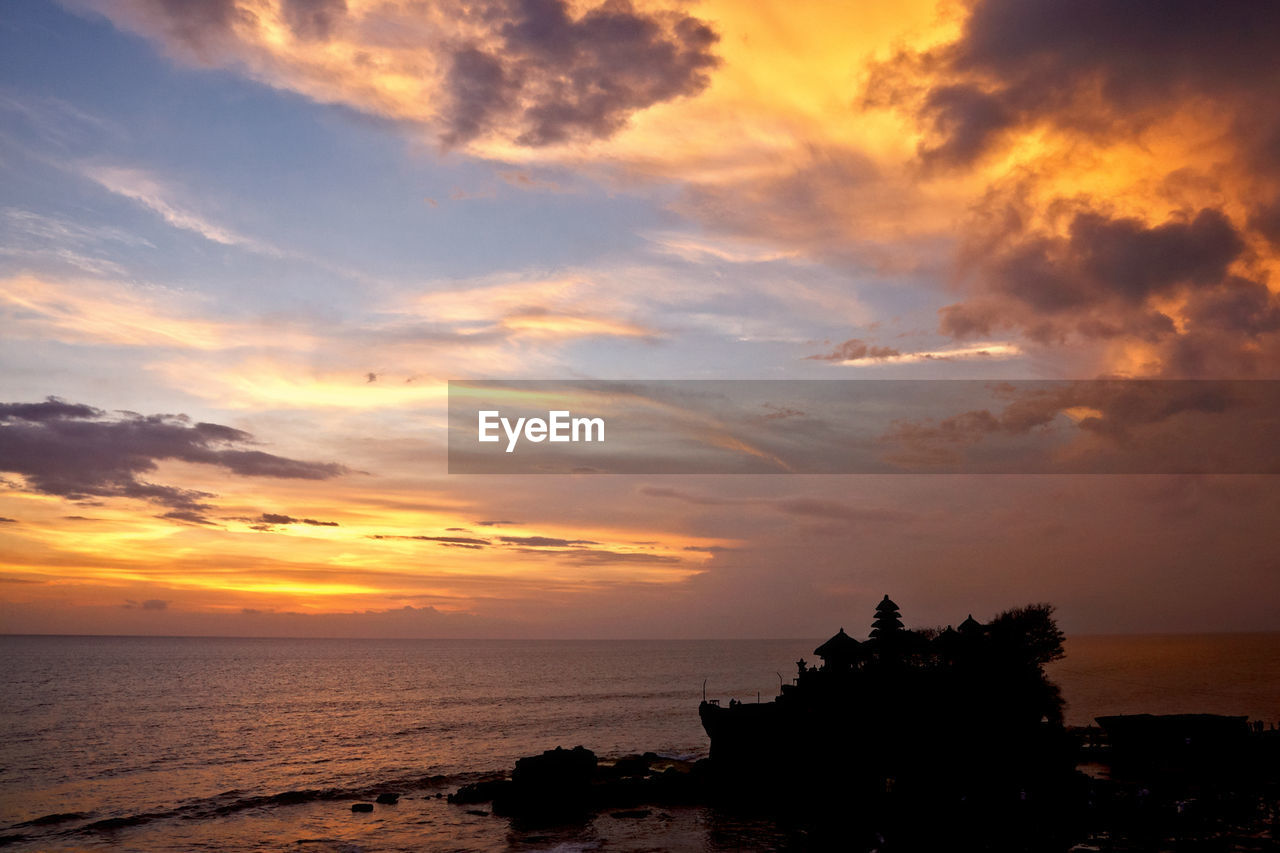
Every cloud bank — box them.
[0,398,348,522]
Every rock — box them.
[448,779,509,804]
[494,746,598,818]
[511,745,598,788]
[610,755,651,778]
[610,809,651,819]
[465,809,489,817]
[350,803,374,813]
[374,793,399,805]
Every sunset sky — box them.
[2,0,1279,638]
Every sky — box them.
[1,0,1278,638]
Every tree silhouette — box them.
[990,602,1065,666]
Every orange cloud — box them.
[0,274,316,350]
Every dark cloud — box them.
[372,531,671,560]
[918,84,1015,168]
[872,0,1280,168]
[475,520,520,526]
[497,535,598,547]
[937,300,1004,339]
[879,381,1279,471]
[0,398,348,523]
[251,513,340,527]
[160,510,218,526]
[368,534,491,546]
[1182,278,1280,337]
[511,547,681,564]
[863,0,1280,374]
[0,399,101,421]
[805,338,901,362]
[443,47,519,146]
[0,517,16,523]
[1248,197,1280,246]
[1069,210,1242,303]
[441,0,719,147]
[940,206,1280,372]
[123,598,170,610]
[977,208,1242,320]
[99,0,716,149]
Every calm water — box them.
[1,634,1277,851]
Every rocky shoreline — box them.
[435,730,1280,851]
[448,747,707,819]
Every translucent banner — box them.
[447,380,1280,474]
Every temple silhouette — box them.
[448,595,1279,848]
[700,595,1075,814]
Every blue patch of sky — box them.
[0,1,672,308]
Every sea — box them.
[1,634,1278,851]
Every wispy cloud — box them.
[645,231,801,264]
[0,274,315,350]
[0,208,155,276]
[813,341,1023,365]
[81,164,279,253]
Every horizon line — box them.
[4,629,1278,642]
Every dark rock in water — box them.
[374,793,399,805]
[609,754,651,778]
[449,778,510,805]
[512,745,598,787]
[447,746,709,826]
[494,746,598,818]
[350,803,374,813]
[434,793,443,798]
[465,809,490,817]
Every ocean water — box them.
[1,634,1277,851]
